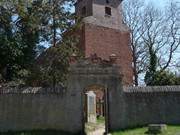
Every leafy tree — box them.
[16,2,39,66]
[28,35,79,88]
[0,3,22,81]
[144,46,158,86]
[175,76,180,85]
[0,0,80,86]
[148,70,180,86]
[25,0,80,87]
[33,0,76,47]
[0,0,40,82]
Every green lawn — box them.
[97,116,105,124]
[112,126,180,135]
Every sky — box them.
[145,0,167,9]
[150,0,166,7]
[148,0,180,7]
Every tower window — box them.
[82,6,86,16]
[105,7,111,16]
[106,0,109,4]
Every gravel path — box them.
[86,123,105,135]
[87,128,105,135]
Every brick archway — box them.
[67,56,123,134]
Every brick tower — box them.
[75,0,133,86]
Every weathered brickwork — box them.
[78,23,133,85]
[75,0,133,86]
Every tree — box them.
[123,0,180,85]
[29,35,79,88]
[0,0,40,82]
[144,46,158,86]
[159,1,180,70]
[0,0,78,85]
[148,70,180,86]
[142,2,180,85]
[122,0,147,86]
[140,5,163,86]
[24,0,80,87]
[33,0,76,47]
[0,2,23,81]
[15,0,40,67]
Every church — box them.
[75,0,133,86]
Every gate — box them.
[67,56,123,134]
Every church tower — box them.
[75,0,133,86]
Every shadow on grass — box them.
[0,130,84,135]
[144,131,161,135]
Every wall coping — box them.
[1,86,180,94]
[124,86,180,93]
[0,86,65,94]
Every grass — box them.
[112,125,180,135]
[97,116,105,124]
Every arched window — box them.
[82,6,86,16]
[105,7,111,16]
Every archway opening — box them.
[83,85,108,135]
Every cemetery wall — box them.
[1,84,180,133]
[0,87,83,134]
[109,86,180,131]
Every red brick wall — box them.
[78,23,133,86]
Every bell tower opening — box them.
[81,6,87,16]
[75,0,93,18]
[105,7,112,16]
[106,0,110,4]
